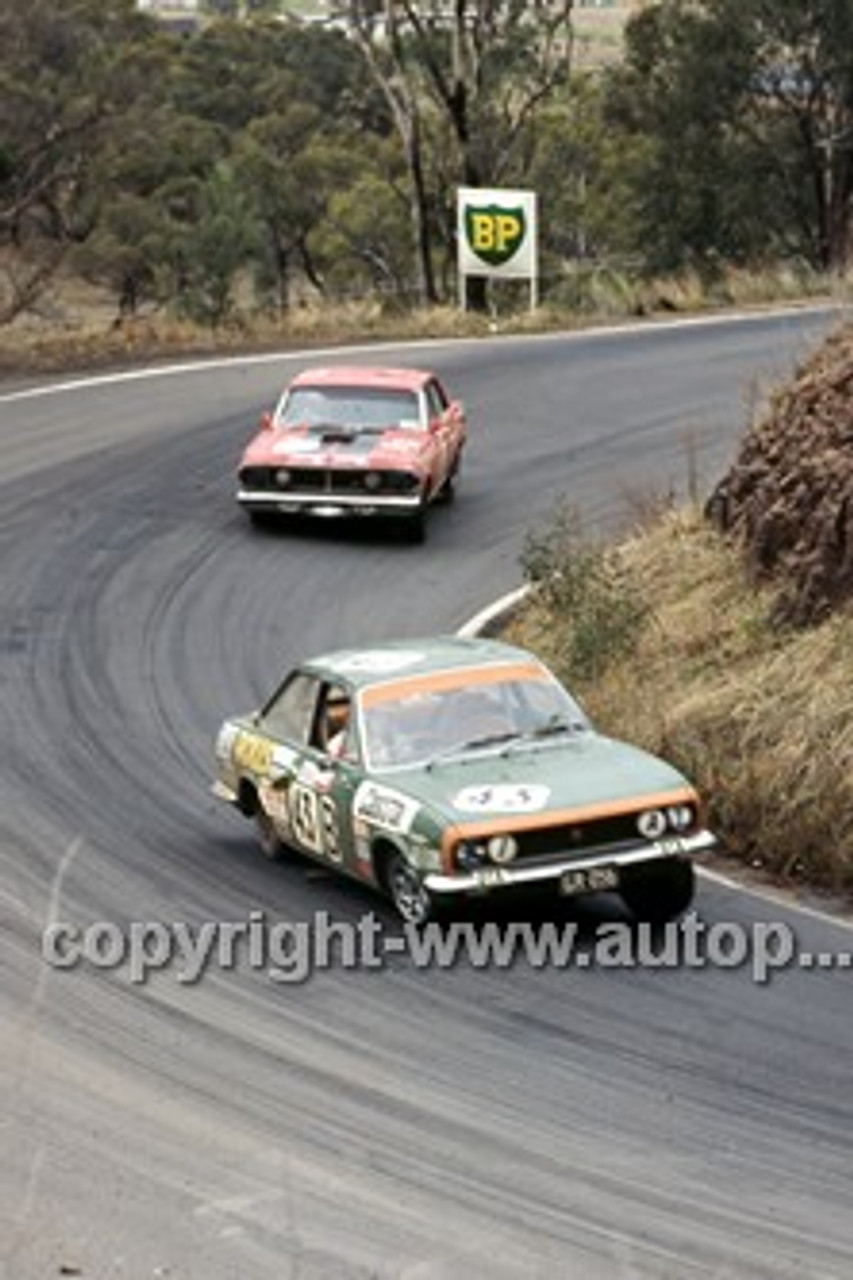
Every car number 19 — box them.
[289,783,342,862]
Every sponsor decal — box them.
[354,781,420,834]
[452,783,550,814]
[233,731,274,776]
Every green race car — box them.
[213,636,716,924]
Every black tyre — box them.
[255,808,286,861]
[385,852,435,925]
[619,857,695,924]
[438,465,459,504]
[397,509,426,544]
[248,509,277,530]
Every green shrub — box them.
[520,502,649,682]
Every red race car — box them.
[236,365,467,542]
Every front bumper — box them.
[424,830,716,896]
[237,489,423,519]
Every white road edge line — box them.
[0,302,840,405]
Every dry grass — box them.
[0,292,506,378]
[506,506,853,901]
[1,260,845,380]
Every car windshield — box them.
[360,670,589,770]
[277,386,422,431]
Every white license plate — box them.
[310,504,346,518]
[559,865,620,896]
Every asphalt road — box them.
[2,309,852,1280]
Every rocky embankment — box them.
[707,323,853,626]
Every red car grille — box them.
[239,466,419,495]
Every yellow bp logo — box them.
[465,204,526,267]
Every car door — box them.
[424,379,455,490]
[256,674,359,874]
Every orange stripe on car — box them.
[361,662,548,707]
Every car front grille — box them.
[511,808,696,862]
[239,466,419,496]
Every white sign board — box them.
[457,187,538,309]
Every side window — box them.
[426,381,448,420]
[261,672,320,743]
[312,684,358,762]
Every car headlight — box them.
[667,804,695,831]
[275,468,291,488]
[487,834,518,865]
[455,840,486,870]
[363,471,383,492]
[637,809,666,838]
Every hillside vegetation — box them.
[3,2,853,334]
[507,324,853,903]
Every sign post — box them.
[457,187,539,313]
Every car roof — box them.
[302,636,548,693]
[287,365,436,393]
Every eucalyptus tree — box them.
[330,1,576,306]
[606,0,853,274]
[0,0,155,321]
[217,19,390,310]
[77,109,226,318]
[309,135,415,300]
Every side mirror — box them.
[259,410,274,432]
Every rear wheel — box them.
[255,807,285,861]
[438,462,459,504]
[619,857,695,924]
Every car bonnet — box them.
[372,732,696,829]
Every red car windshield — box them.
[277,386,422,431]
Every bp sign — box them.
[464,203,527,268]
[457,186,538,307]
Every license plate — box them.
[310,504,346,518]
[656,836,686,856]
[476,866,510,888]
[559,865,619,896]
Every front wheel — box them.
[396,508,426,544]
[247,508,278,530]
[385,852,435,925]
[619,857,695,924]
